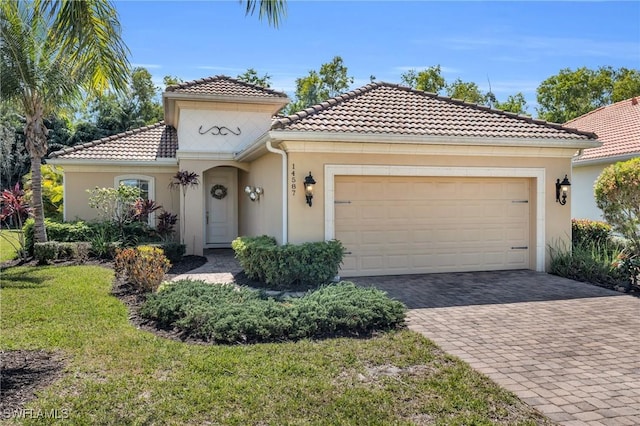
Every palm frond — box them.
[242,0,287,28]
[46,0,130,95]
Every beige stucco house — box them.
[565,97,640,221]
[49,76,599,277]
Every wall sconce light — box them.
[244,185,263,202]
[304,172,316,207]
[555,175,571,205]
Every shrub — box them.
[232,236,345,290]
[159,242,185,264]
[572,219,612,247]
[34,242,59,264]
[294,283,406,338]
[231,235,276,279]
[1,183,31,260]
[140,280,406,344]
[114,245,171,292]
[549,240,627,289]
[33,241,91,264]
[24,218,92,255]
[594,157,640,252]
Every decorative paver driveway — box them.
[350,271,640,425]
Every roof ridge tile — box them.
[165,74,288,98]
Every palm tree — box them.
[0,0,130,243]
[1,0,285,245]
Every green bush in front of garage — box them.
[232,236,345,290]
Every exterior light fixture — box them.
[244,185,263,202]
[304,172,316,207]
[555,175,571,205]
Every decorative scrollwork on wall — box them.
[198,125,242,136]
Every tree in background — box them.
[237,68,272,87]
[536,66,640,123]
[1,0,130,243]
[0,103,29,189]
[287,56,354,113]
[131,67,164,124]
[445,79,486,104]
[400,66,528,114]
[493,93,528,115]
[163,75,183,89]
[71,67,163,145]
[400,65,446,94]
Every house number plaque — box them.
[291,163,297,196]
[198,125,241,136]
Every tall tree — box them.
[131,67,163,124]
[288,56,354,113]
[237,68,272,87]
[536,66,640,123]
[1,0,130,243]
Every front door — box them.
[206,168,238,247]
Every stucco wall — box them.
[571,163,607,221]
[177,107,274,155]
[63,167,179,223]
[282,147,574,272]
[238,153,283,243]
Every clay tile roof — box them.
[49,122,177,161]
[565,97,640,163]
[165,75,288,99]
[272,82,596,140]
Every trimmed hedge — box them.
[232,236,345,290]
[24,218,169,259]
[24,218,92,255]
[34,241,91,264]
[572,219,612,247]
[140,280,406,344]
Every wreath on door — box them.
[211,184,227,200]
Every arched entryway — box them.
[204,166,239,247]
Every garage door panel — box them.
[335,176,530,277]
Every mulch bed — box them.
[0,350,66,416]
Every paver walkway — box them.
[179,252,640,425]
[350,271,640,426]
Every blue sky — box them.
[116,1,640,117]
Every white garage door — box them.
[335,176,530,277]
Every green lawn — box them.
[0,265,551,425]
[0,229,21,262]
